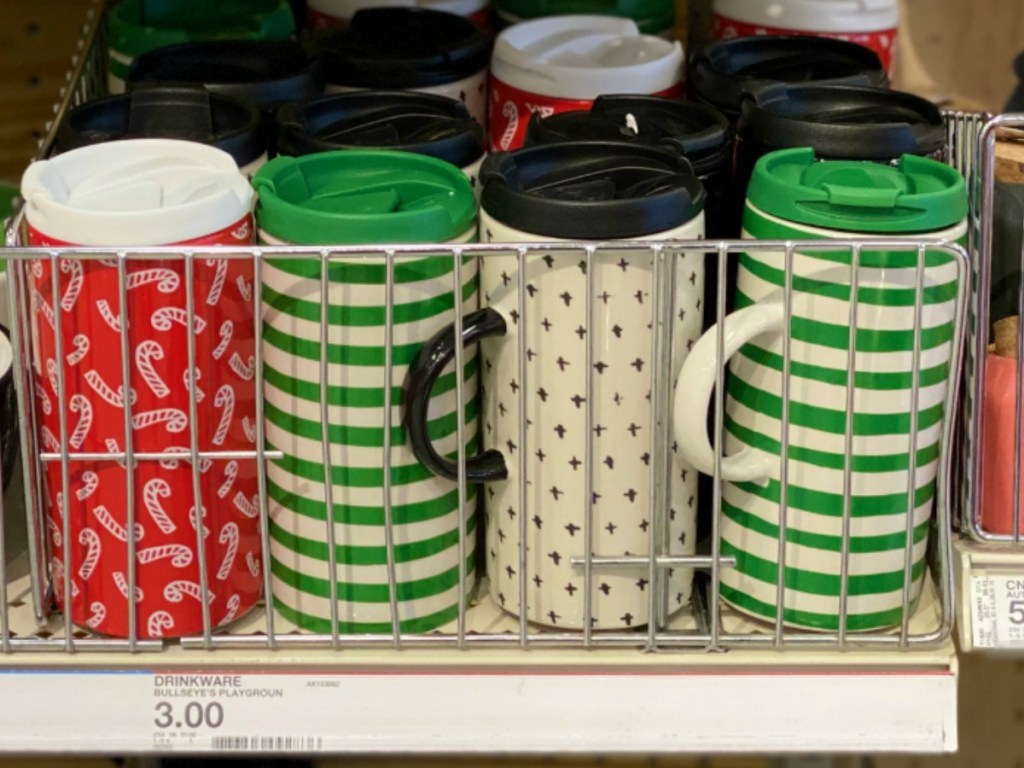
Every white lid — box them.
[309,0,488,20]
[21,139,253,247]
[712,0,898,33]
[491,15,683,99]
[0,326,10,381]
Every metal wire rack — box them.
[0,0,980,654]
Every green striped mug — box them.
[674,149,967,632]
[253,151,479,634]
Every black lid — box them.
[480,141,705,239]
[276,90,484,168]
[126,40,323,113]
[737,83,945,160]
[318,7,491,89]
[525,94,731,174]
[56,85,266,167]
[689,35,888,118]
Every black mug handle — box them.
[404,307,509,482]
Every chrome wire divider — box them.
[0,239,967,653]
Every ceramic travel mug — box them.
[712,0,899,76]
[21,139,261,639]
[688,35,888,125]
[674,147,968,632]
[275,90,486,193]
[107,0,296,95]
[253,150,479,634]
[317,8,491,128]
[492,0,675,37]
[306,0,491,31]
[488,16,684,152]
[405,142,705,629]
[56,85,269,176]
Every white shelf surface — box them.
[0,558,958,755]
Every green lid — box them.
[253,150,477,245]
[109,0,296,59]
[496,0,674,34]
[745,147,967,234]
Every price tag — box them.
[971,573,1024,648]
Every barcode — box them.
[212,735,324,751]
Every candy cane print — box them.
[132,409,188,433]
[217,523,239,580]
[45,359,59,398]
[77,528,101,581]
[151,307,207,334]
[245,551,261,578]
[144,478,176,534]
[138,544,193,568]
[85,369,135,408]
[183,368,205,404]
[217,461,238,499]
[93,505,144,543]
[59,259,83,311]
[228,353,255,381]
[236,276,253,302]
[34,382,52,415]
[158,447,189,470]
[85,601,106,629]
[205,259,228,306]
[66,334,89,366]
[148,611,174,637]
[95,300,121,332]
[231,219,251,241]
[218,594,242,627]
[190,505,210,539]
[499,101,519,150]
[75,470,99,501]
[242,417,256,444]
[212,386,234,446]
[164,580,212,604]
[233,492,258,519]
[135,340,169,398]
[30,260,43,278]
[126,268,179,293]
[47,517,62,548]
[40,426,60,452]
[51,558,80,598]
[105,438,126,469]
[212,321,233,360]
[32,292,55,330]
[113,571,144,603]
[68,395,92,450]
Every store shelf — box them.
[954,536,1024,651]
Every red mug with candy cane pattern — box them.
[488,16,684,152]
[20,139,262,639]
[712,0,898,75]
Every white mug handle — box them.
[673,301,785,483]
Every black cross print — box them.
[477,82,485,93]
[678,308,686,321]
[593,424,606,436]
[550,486,564,500]
[575,325,586,339]
[533,574,543,588]
[532,514,542,529]
[570,394,586,409]
[543,255,554,269]
[559,291,573,306]
[506,439,517,453]
[484,291,491,303]
[603,456,614,469]
[605,522,617,535]
[537,387,548,402]
[675,592,685,605]
[639,518,650,532]
[554,424,567,439]
[592,492,601,504]
[485,229,493,241]
[541,318,552,332]
[669,508,677,521]
[630,358,644,372]
[578,259,587,274]
[485,358,493,371]
[487,487,495,499]
[489,548,496,560]
[549,551,562,565]
[627,423,641,437]
[498,592,506,605]
[640,452,650,465]
[509,309,519,324]
[527,348,536,361]
[620,612,634,626]
[486,422,492,434]
[681,469,688,482]
[612,325,623,338]
[687,339,695,351]
[501,271,511,286]
[535,448,546,462]
[678,532,687,545]
[565,522,580,536]
[636,578,648,591]
[556,356,570,371]
[547,610,560,625]
[507,505,516,519]
[634,290,645,304]
[613,392,623,405]
[672,440,679,453]
[569,456,581,471]
[565,583,578,596]
[594,361,608,374]
[498,402,507,416]
[526,283,538,297]
[506,565,516,579]
[617,258,629,271]
[599,583,612,595]
[469,176,477,187]
[498,528,506,542]
[688,494,695,508]
[624,488,638,502]
[459,90,467,102]
[690,271,697,285]
[598,291,611,304]
[510,379,519,393]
